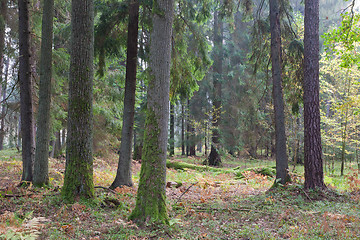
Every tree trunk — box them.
[62,0,95,201]
[169,102,175,156]
[54,131,61,157]
[129,0,174,224]
[110,0,139,189]
[208,11,222,166]
[269,0,290,185]
[0,0,6,144]
[0,57,8,150]
[19,0,35,182]
[33,0,54,187]
[303,0,325,190]
[181,102,185,155]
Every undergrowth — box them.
[0,149,359,239]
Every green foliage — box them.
[170,0,213,101]
[94,0,128,76]
[323,11,360,68]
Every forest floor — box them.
[0,149,360,239]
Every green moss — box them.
[129,109,168,225]
[61,154,94,203]
[166,161,234,174]
[235,166,276,179]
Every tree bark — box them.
[0,57,8,150]
[62,0,95,201]
[33,0,54,187]
[110,0,139,189]
[19,0,35,182]
[208,11,222,166]
[269,0,290,185]
[0,0,6,130]
[169,102,175,156]
[303,0,326,190]
[129,0,174,224]
[181,102,185,155]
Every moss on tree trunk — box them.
[129,110,168,224]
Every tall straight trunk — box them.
[33,0,54,187]
[61,128,66,148]
[129,0,174,224]
[303,0,325,190]
[181,102,185,155]
[187,99,196,156]
[0,2,8,150]
[0,57,8,150]
[169,102,175,156]
[62,0,94,201]
[0,0,6,100]
[269,0,290,185]
[19,0,35,182]
[54,131,61,156]
[208,11,222,166]
[110,0,139,189]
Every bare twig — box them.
[175,182,198,204]
[302,189,313,202]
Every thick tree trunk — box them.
[110,0,139,189]
[269,0,290,185]
[303,0,326,190]
[19,0,35,182]
[169,102,175,156]
[129,0,174,224]
[62,0,95,201]
[208,11,222,166]
[33,0,54,187]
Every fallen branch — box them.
[94,186,118,195]
[1,192,60,198]
[175,182,198,204]
[194,207,253,212]
[302,189,313,202]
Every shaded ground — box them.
[0,149,360,239]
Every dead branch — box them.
[175,182,198,204]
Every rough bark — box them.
[303,0,326,190]
[33,0,54,187]
[129,0,174,224]
[62,0,94,201]
[269,0,290,185]
[19,0,35,182]
[110,0,139,189]
[208,11,222,166]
